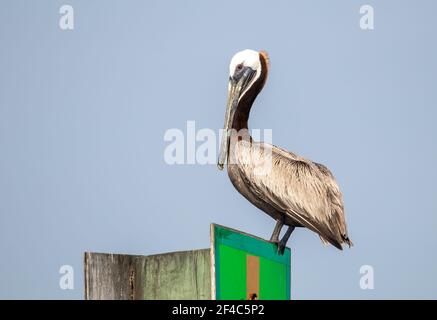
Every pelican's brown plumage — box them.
[218,50,352,253]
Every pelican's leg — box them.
[270,220,283,243]
[278,226,295,254]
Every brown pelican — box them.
[218,49,352,253]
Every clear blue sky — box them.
[1,0,436,299]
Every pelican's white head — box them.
[229,49,261,77]
[228,50,262,98]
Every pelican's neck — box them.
[232,95,255,132]
[231,52,269,133]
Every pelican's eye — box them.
[232,63,249,82]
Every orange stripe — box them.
[246,255,260,300]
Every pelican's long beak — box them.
[218,68,255,170]
[217,79,240,170]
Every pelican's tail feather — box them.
[343,235,353,248]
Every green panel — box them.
[259,257,287,300]
[213,224,291,300]
[217,244,247,300]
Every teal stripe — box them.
[214,225,291,265]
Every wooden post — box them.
[84,250,211,300]
[84,224,290,300]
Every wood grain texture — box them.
[144,249,211,300]
[84,250,211,300]
[84,252,145,300]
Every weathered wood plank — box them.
[84,249,211,300]
[144,249,211,300]
[84,252,145,300]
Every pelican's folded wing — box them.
[234,141,346,249]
